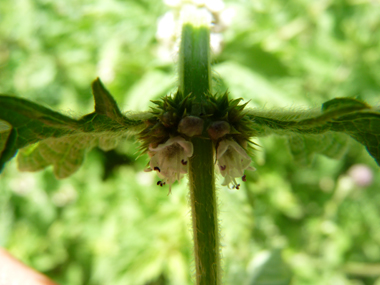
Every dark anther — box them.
[220,165,226,171]
[242,175,246,182]
[154,166,161,172]
[157,181,162,186]
[181,159,187,165]
[236,184,240,190]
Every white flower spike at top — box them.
[216,139,255,189]
[147,136,193,194]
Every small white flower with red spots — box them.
[146,136,193,193]
[216,139,255,189]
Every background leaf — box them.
[247,250,292,285]
[287,132,349,166]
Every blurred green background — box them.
[1,0,380,284]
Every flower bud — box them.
[207,121,230,140]
[177,116,204,137]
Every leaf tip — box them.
[91,77,122,119]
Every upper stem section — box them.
[179,14,211,116]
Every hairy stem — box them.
[179,18,221,285]
[179,23,211,116]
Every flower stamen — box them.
[157,181,167,187]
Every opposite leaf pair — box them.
[0,78,379,184]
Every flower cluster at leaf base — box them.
[216,139,255,189]
[145,136,193,194]
[140,90,256,192]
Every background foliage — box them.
[1,0,380,284]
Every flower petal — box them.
[148,136,193,192]
[216,138,255,188]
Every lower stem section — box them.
[188,138,221,285]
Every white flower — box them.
[146,136,193,193]
[216,139,255,188]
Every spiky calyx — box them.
[139,90,256,154]
[138,90,257,191]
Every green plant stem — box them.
[179,21,221,285]
[179,23,211,117]
[188,138,220,285]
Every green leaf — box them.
[247,98,380,165]
[247,250,292,285]
[288,132,349,166]
[0,121,12,156]
[0,78,149,178]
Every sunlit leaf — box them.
[247,250,292,285]
[0,120,12,156]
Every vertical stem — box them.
[188,138,220,285]
[179,23,211,116]
[179,19,221,285]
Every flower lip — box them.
[149,136,193,157]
